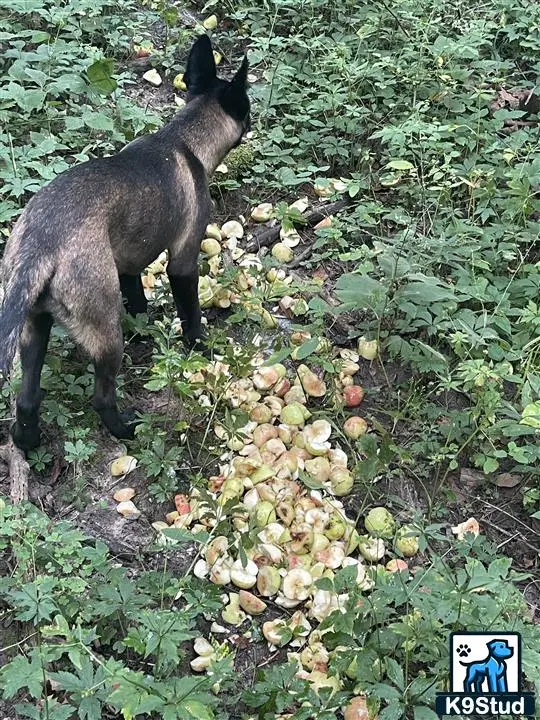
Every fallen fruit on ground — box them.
[142,68,161,86]
[272,242,294,263]
[364,506,396,538]
[201,238,221,257]
[357,337,379,360]
[238,590,267,615]
[110,455,137,477]
[452,517,480,539]
[343,385,365,407]
[343,416,368,439]
[394,525,420,556]
[251,203,273,222]
[202,13,217,29]
[113,487,135,502]
[344,695,371,720]
[173,73,187,91]
[116,501,141,520]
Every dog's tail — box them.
[0,218,54,374]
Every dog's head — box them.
[487,639,513,660]
[184,34,250,146]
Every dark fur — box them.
[0,35,250,450]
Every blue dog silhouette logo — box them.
[435,632,536,716]
[459,639,513,693]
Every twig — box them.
[288,245,315,268]
[469,495,539,537]
[488,521,540,557]
[0,438,30,504]
[376,0,411,37]
[245,197,353,253]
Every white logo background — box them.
[451,633,520,693]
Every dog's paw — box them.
[457,644,471,658]
[119,407,142,437]
[11,421,41,452]
[183,335,212,359]
[98,407,140,441]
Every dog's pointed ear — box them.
[230,55,248,90]
[185,34,216,94]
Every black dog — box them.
[0,35,250,449]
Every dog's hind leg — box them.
[91,341,137,439]
[52,255,137,440]
[167,254,204,350]
[11,312,53,450]
[119,274,148,317]
[80,307,137,440]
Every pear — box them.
[257,566,281,596]
[143,69,162,87]
[238,590,267,615]
[113,487,135,502]
[282,568,313,601]
[110,455,137,477]
[202,14,218,29]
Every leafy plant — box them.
[0,500,233,719]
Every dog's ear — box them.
[185,34,216,94]
[218,53,250,125]
[230,55,248,91]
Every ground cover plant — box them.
[0,0,539,718]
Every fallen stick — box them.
[245,196,353,253]
[0,439,30,504]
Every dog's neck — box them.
[167,97,241,174]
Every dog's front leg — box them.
[119,274,148,317]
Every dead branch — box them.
[0,438,30,504]
[245,197,353,253]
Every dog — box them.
[460,639,513,693]
[0,34,250,450]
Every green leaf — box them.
[413,706,439,720]
[521,401,540,428]
[396,279,457,304]
[315,577,334,592]
[264,347,291,365]
[8,579,58,623]
[379,700,405,720]
[48,670,85,692]
[78,695,102,720]
[7,82,46,111]
[387,160,414,170]
[83,112,114,131]
[87,59,117,95]
[294,337,319,360]
[144,378,168,391]
[1,654,44,699]
[161,6,178,25]
[15,699,75,719]
[482,456,499,473]
[335,273,388,311]
[183,700,214,719]
[372,683,403,701]
[161,528,209,544]
[386,658,404,691]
